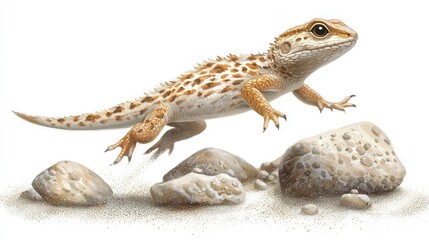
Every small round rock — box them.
[340,193,372,210]
[301,204,319,215]
[254,179,268,190]
[267,174,276,181]
[257,170,269,180]
[350,189,359,194]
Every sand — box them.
[1,161,428,240]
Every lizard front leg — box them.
[241,74,287,131]
[105,104,172,164]
[144,120,206,160]
[293,84,356,112]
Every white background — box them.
[1,0,428,239]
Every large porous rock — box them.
[32,161,113,206]
[279,122,406,197]
[151,173,245,205]
[163,148,257,182]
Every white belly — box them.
[170,89,288,122]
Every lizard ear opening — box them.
[280,42,291,54]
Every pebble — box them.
[163,148,257,182]
[301,204,319,215]
[340,193,372,210]
[266,174,276,181]
[257,170,269,180]
[350,189,359,194]
[257,157,281,183]
[151,173,245,205]
[278,122,406,197]
[32,161,113,206]
[20,188,43,201]
[254,179,268,190]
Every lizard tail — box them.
[13,97,154,130]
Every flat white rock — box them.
[32,161,113,206]
[151,173,245,205]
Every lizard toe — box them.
[106,132,137,165]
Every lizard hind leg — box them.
[144,120,207,160]
[105,104,172,165]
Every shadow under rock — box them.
[2,183,428,224]
[2,191,155,221]
[2,189,240,223]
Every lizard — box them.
[14,18,358,165]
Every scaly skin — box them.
[14,18,358,164]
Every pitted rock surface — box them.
[32,161,113,206]
[279,122,406,197]
[151,173,245,205]
[163,148,257,182]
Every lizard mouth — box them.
[290,38,357,57]
[314,39,357,51]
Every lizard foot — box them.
[262,107,287,132]
[143,120,206,160]
[105,132,137,165]
[317,95,356,112]
[144,140,174,161]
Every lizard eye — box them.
[310,23,330,38]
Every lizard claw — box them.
[262,107,286,132]
[318,95,356,113]
[144,139,174,161]
[105,132,136,165]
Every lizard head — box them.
[268,18,358,79]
